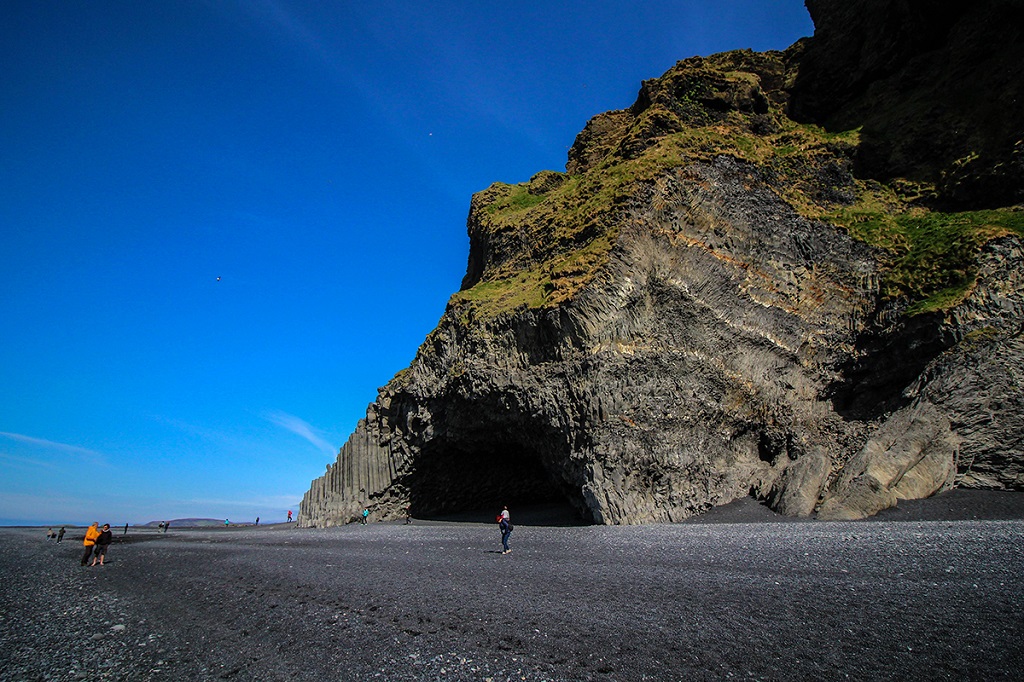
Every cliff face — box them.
[789,0,1024,207]
[300,1,1024,526]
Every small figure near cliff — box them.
[287,510,293,522]
[498,508,512,555]
[405,506,412,525]
[361,508,369,525]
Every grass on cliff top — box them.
[454,104,1021,320]
[450,161,646,320]
[477,116,861,239]
[455,121,779,310]
[452,115,864,320]
[451,234,613,323]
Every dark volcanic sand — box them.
[2,492,1023,681]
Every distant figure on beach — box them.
[224,519,229,526]
[124,523,128,535]
[287,510,292,522]
[46,528,54,540]
[255,516,260,526]
[57,527,65,543]
[362,508,369,525]
[81,522,100,566]
[405,506,412,525]
[91,524,113,566]
[164,521,170,533]
[498,508,513,555]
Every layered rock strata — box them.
[300,1,1023,526]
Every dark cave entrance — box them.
[404,402,590,525]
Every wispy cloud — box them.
[263,411,337,456]
[0,432,107,466]
[0,451,59,470]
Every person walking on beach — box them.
[255,516,260,527]
[91,524,113,566]
[124,523,128,535]
[47,528,54,540]
[81,522,100,565]
[498,508,513,555]
[361,508,369,525]
[287,510,292,522]
[57,527,65,543]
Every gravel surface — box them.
[2,493,1023,681]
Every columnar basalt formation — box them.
[300,0,1023,526]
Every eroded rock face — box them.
[300,147,1023,526]
[789,0,1024,207]
[819,238,1024,519]
[299,1,1024,527]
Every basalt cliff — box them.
[300,0,1024,526]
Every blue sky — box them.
[1,1,814,526]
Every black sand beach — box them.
[2,491,1023,681]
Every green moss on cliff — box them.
[451,49,1021,322]
[830,202,1024,313]
[451,234,613,322]
[455,269,552,311]
[454,116,859,321]
[484,185,547,214]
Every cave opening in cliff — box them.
[405,405,589,525]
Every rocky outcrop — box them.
[819,237,1024,519]
[300,1,1023,526]
[789,0,1024,207]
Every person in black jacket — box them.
[90,524,113,566]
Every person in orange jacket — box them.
[81,522,100,566]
